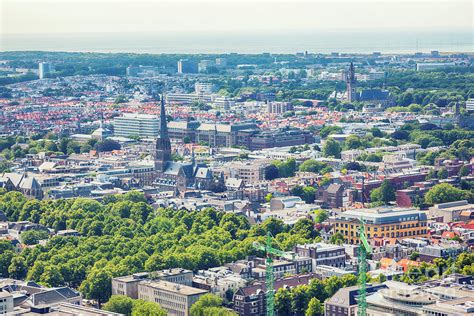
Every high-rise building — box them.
[113,113,159,138]
[345,62,357,102]
[177,59,197,74]
[38,62,52,79]
[198,60,215,73]
[215,58,227,68]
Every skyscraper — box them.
[345,62,357,103]
[38,62,52,79]
[177,59,197,74]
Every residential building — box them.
[466,98,474,113]
[192,267,247,302]
[233,274,318,316]
[330,207,429,244]
[419,244,464,262]
[266,102,293,114]
[138,280,207,316]
[324,284,386,316]
[321,183,344,208]
[0,291,13,314]
[294,243,346,270]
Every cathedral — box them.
[342,62,394,106]
[153,96,215,193]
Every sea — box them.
[1,30,472,54]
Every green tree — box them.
[95,139,121,152]
[322,138,341,159]
[313,210,329,223]
[330,232,344,245]
[8,256,27,279]
[370,180,395,205]
[437,167,448,179]
[190,293,224,316]
[305,297,323,316]
[80,268,112,306]
[275,288,292,316]
[265,193,273,203]
[21,229,50,245]
[132,300,166,316]
[103,295,134,315]
[40,266,65,287]
[291,285,310,315]
[425,183,471,205]
[273,158,297,178]
[459,165,470,177]
[344,135,362,150]
[265,165,280,180]
[299,160,329,174]
[261,218,286,236]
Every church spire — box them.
[155,93,172,172]
[159,94,169,139]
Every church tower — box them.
[155,95,171,172]
[346,62,357,102]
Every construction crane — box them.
[357,218,372,316]
[253,232,294,316]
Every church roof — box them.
[358,89,391,101]
[195,167,212,179]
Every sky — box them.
[1,0,473,35]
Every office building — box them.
[177,59,197,74]
[416,62,456,71]
[196,122,258,147]
[113,113,159,138]
[198,60,215,72]
[38,62,52,79]
[428,200,473,223]
[215,58,227,68]
[112,269,194,299]
[138,280,207,316]
[195,82,214,95]
[330,207,429,244]
[365,282,438,316]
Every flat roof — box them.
[140,280,207,296]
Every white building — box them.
[38,62,52,79]
[466,98,474,113]
[195,82,214,95]
[113,113,159,138]
[0,291,14,314]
